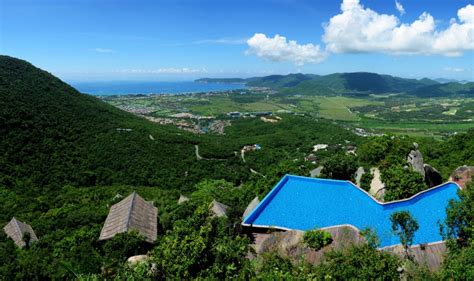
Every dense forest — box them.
[0,56,473,279]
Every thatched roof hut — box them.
[4,217,38,248]
[99,192,157,243]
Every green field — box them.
[104,92,474,137]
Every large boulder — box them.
[243,197,260,218]
[369,167,385,201]
[407,143,425,177]
[127,255,148,266]
[355,167,365,187]
[252,226,364,266]
[424,164,443,188]
[449,165,474,189]
[210,200,229,218]
[310,166,324,178]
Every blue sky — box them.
[1,0,473,82]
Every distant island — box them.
[195,78,247,84]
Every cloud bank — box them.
[246,33,327,65]
[247,0,473,65]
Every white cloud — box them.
[395,0,405,15]
[246,33,327,65]
[323,0,474,56]
[92,48,116,53]
[443,67,465,72]
[121,68,208,74]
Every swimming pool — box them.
[242,175,460,247]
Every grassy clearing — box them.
[298,96,381,121]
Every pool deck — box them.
[243,174,461,248]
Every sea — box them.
[71,81,246,96]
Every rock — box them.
[178,195,189,204]
[355,167,365,187]
[210,200,229,218]
[310,166,324,178]
[423,164,443,188]
[305,154,318,163]
[252,226,364,266]
[413,142,419,150]
[449,165,474,189]
[369,168,385,201]
[243,197,260,218]
[127,255,148,266]
[346,145,357,155]
[313,144,328,152]
[407,149,425,177]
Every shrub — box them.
[303,229,333,250]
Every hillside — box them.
[407,82,474,97]
[0,56,248,191]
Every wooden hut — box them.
[99,192,157,243]
[4,217,38,248]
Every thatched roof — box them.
[99,192,157,243]
[3,217,38,248]
[211,200,229,218]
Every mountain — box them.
[267,72,438,95]
[407,82,474,97]
[246,73,315,88]
[0,56,245,191]
[199,72,440,95]
[435,78,472,84]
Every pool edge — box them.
[242,174,462,248]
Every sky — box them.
[1,0,473,82]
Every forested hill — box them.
[195,72,473,96]
[0,56,246,191]
[407,82,474,97]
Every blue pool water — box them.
[243,175,460,247]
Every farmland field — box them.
[102,90,473,138]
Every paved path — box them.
[195,145,203,160]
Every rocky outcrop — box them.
[423,164,443,188]
[310,166,324,178]
[355,167,365,187]
[243,197,260,218]
[407,143,425,177]
[449,166,474,189]
[127,255,148,265]
[210,200,229,218]
[252,226,364,266]
[369,168,385,201]
[407,143,446,189]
